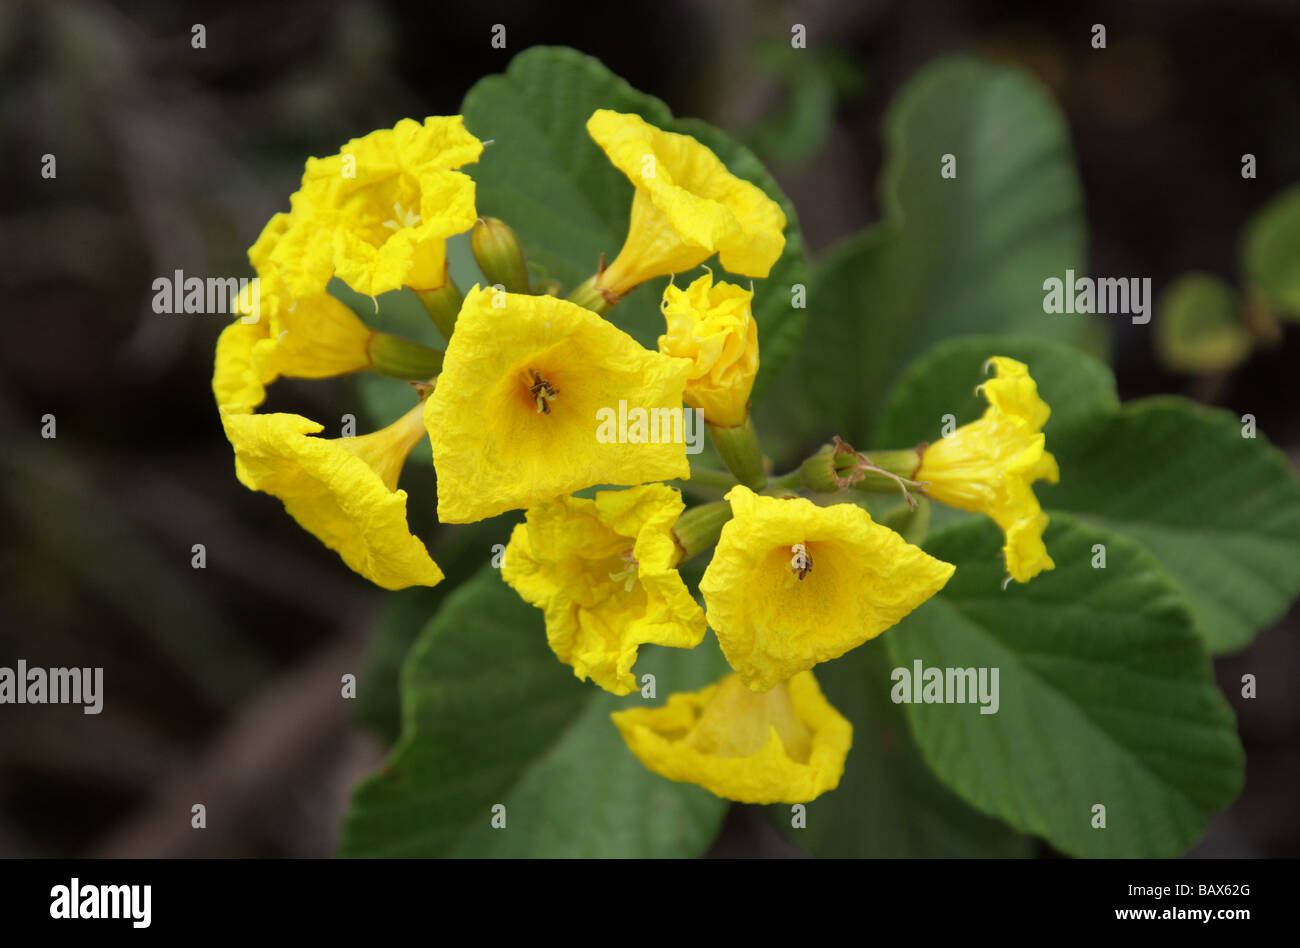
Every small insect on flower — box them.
[790,543,813,580]
[525,368,559,414]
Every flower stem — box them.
[414,267,464,342]
[685,466,740,489]
[567,275,617,315]
[367,332,445,380]
[708,417,767,490]
[672,501,733,561]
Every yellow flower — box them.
[425,285,692,524]
[211,280,374,414]
[700,486,955,692]
[916,356,1059,583]
[501,484,705,695]
[611,670,851,804]
[658,273,758,427]
[220,403,442,590]
[295,116,482,297]
[586,110,786,301]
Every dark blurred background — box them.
[1,0,1297,857]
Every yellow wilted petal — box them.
[297,116,482,297]
[220,404,442,590]
[425,286,692,524]
[587,110,786,298]
[700,486,955,692]
[248,208,336,303]
[213,318,273,414]
[501,484,705,695]
[658,273,758,427]
[917,356,1059,583]
[611,670,851,804]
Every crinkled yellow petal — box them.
[587,110,786,295]
[658,273,758,427]
[213,318,273,414]
[297,116,482,297]
[916,356,1059,583]
[220,406,442,590]
[611,671,851,803]
[1003,506,1054,584]
[248,208,336,303]
[426,286,692,524]
[700,486,955,692]
[501,484,705,695]
[213,280,370,417]
[234,279,374,383]
[980,356,1051,430]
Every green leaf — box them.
[742,43,864,167]
[1154,273,1253,374]
[352,518,515,745]
[1241,183,1300,319]
[874,334,1118,449]
[889,515,1243,858]
[778,638,1033,857]
[339,567,730,857]
[1040,397,1300,654]
[459,45,808,399]
[800,56,1105,446]
[352,585,442,745]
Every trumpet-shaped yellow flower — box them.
[212,280,374,414]
[916,356,1059,583]
[296,116,482,297]
[700,486,955,692]
[501,484,705,695]
[611,670,851,803]
[425,286,692,524]
[658,273,758,427]
[587,110,786,300]
[220,403,442,590]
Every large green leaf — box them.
[801,56,1105,445]
[777,637,1032,857]
[352,517,516,745]
[888,515,1244,858]
[459,45,808,399]
[339,567,730,857]
[1041,397,1300,654]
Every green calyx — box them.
[792,440,923,504]
[707,416,766,490]
[367,331,445,380]
[415,270,465,342]
[567,274,617,315]
[672,500,733,561]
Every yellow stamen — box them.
[381,202,422,232]
[608,549,639,593]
